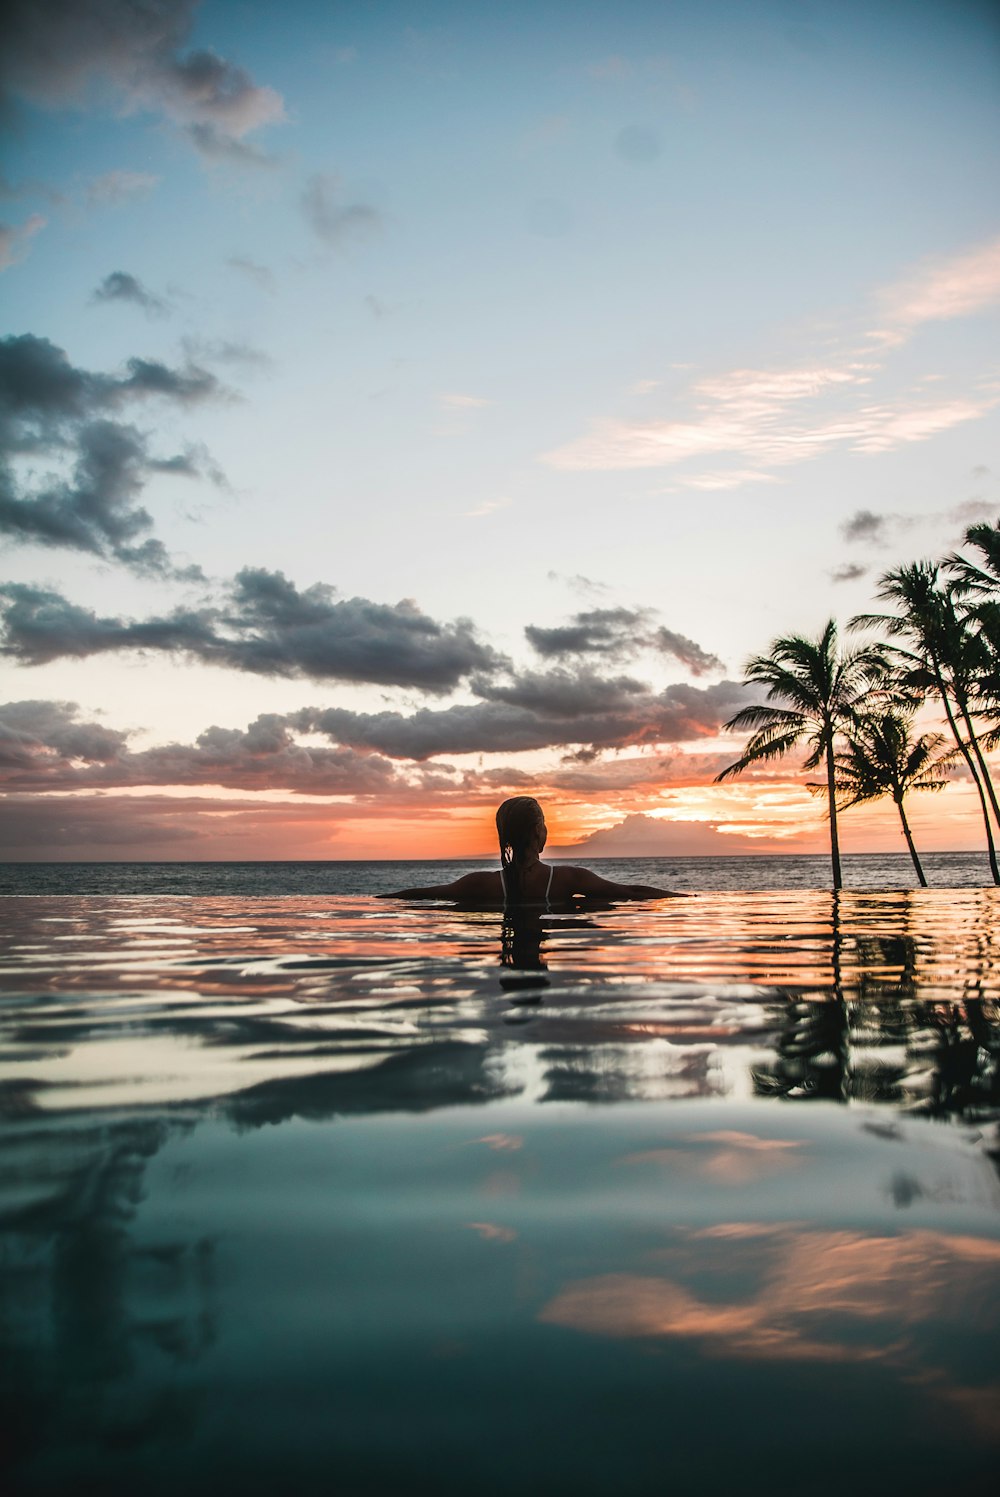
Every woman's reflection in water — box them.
[501,906,547,974]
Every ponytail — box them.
[496,796,544,905]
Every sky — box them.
[1,0,999,861]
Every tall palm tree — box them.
[715,619,887,889]
[852,561,1000,884]
[826,711,954,886]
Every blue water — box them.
[1,885,998,1493]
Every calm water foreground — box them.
[1,887,999,1495]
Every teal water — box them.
[1,891,999,1494]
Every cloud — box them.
[653,628,724,677]
[675,469,778,492]
[872,233,1000,341]
[542,356,996,475]
[0,333,223,572]
[0,570,504,692]
[0,699,412,796]
[544,236,1000,479]
[830,562,868,584]
[840,498,994,551]
[0,698,128,770]
[180,335,272,373]
[0,212,45,270]
[526,609,723,675]
[440,392,493,408]
[525,607,653,661]
[227,255,275,293]
[0,0,285,160]
[302,173,382,246]
[0,790,361,854]
[842,508,890,545]
[85,169,158,206]
[464,497,509,518]
[91,269,168,316]
[297,677,757,761]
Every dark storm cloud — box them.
[526,607,723,676]
[0,0,284,160]
[302,174,383,246]
[0,333,222,572]
[297,678,758,761]
[0,572,504,692]
[91,270,168,316]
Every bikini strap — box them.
[545,863,554,908]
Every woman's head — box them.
[496,799,546,903]
[496,797,546,860]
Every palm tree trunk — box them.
[825,724,843,890]
[931,656,1000,885]
[894,793,927,886]
[953,687,1000,834]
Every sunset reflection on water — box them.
[1,891,998,1493]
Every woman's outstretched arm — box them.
[561,867,688,900]
[377,871,498,901]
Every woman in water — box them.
[380,796,683,904]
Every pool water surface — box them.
[1,891,998,1494]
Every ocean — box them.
[0,849,993,895]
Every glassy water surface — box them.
[2,889,999,1494]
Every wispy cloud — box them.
[543,362,996,474]
[870,233,1000,343]
[464,497,509,518]
[85,170,158,207]
[441,392,493,408]
[227,255,275,293]
[840,497,996,550]
[543,236,1000,477]
[302,173,382,246]
[91,270,169,317]
[675,469,778,491]
[0,213,45,271]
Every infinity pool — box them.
[1,892,998,1494]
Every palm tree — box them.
[945,518,1000,743]
[825,711,954,886]
[852,561,1000,884]
[715,619,887,889]
[944,517,1000,597]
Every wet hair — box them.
[496,796,544,904]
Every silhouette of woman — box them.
[379,796,683,903]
